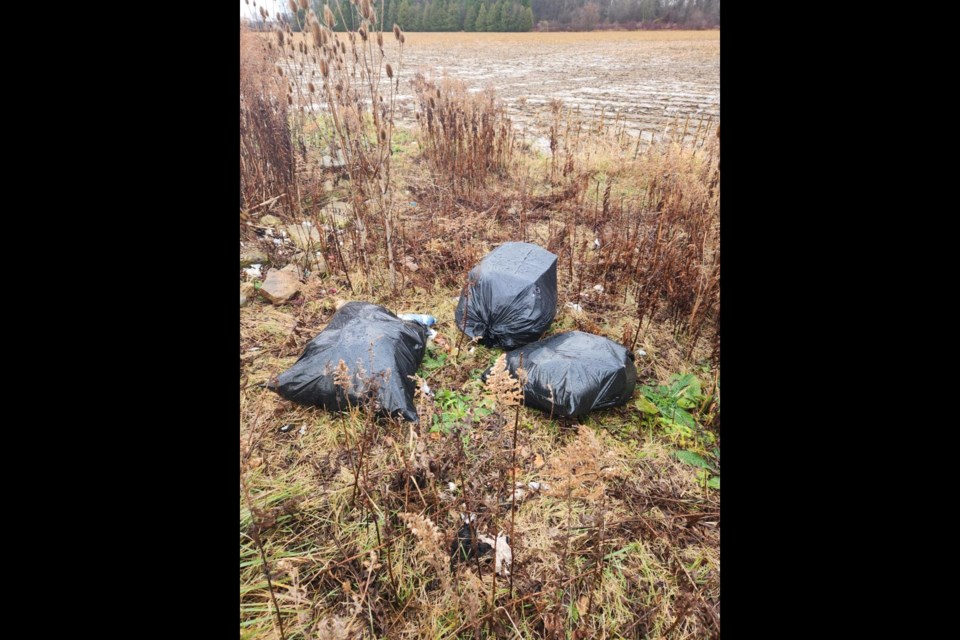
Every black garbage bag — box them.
[496,331,637,420]
[455,242,558,349]
[267,302,427,422]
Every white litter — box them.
[565,302,584,314]
[637,349,647,357]
[243,264,262,279]
[593,284,604,293]
[298,425,306,436]
[477,533,512,577]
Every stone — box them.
[292,251,329,276]
[321,153,347,170]
[326,201,353,229]
[259,214,282,227]
[240,282,255,307]
[240,247,268,267]
[286,223,322,251]
[259,264,301,304]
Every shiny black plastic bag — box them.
[455,242,557,349]
[268,302,427,422]
[498,331,637,420]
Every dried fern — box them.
[484,353,524,412]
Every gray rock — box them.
[240,248,268,267]
[259,264,301,304]
[259,214,282,227]
[240,282,255,307]
[285,223,322,251]
[292,251,329,276]
[326,201,353,229]
[321,153,347,170]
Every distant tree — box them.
[465,1,479,30]
[398,0,413,29]
[447,0,462,29]
[520,6,534,30]
[572,2,600,30]
[489,0,502,30]
[476,2,489,30]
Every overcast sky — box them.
[240,0,287,19]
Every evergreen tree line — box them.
[281,0,718,32]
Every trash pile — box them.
[268,302,427,422]
[455,242,558,349]
[493,331,637,420]
[266,242,638,423]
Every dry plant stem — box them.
[456,460,484,579]
[373,516,396,592]
[241,475,285,640]
[635,515,720,634]
[508,353,523,599]
[350,418,370,508]
[447,565,603,638]
[586,490,606,618]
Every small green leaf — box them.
[634,397,659,414]
[675,450,716,472]
[661,404,696,429]
[707,476,720,490]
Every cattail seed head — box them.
[377,32,383,48]
[385,63,393,79]
[361,0,371,17]
[288,0,297,13]
[276,29,284,46]
[308,81,315,93]
[276,66,284,77]
[298,0,308,9]
[259,6,266,19]
[359,26,367,41]
[287,94,293,105]
[311,20,323,48]
[323,5,334,27]
[393,25,401,40]
[320,59,329,78]
[399,32,405,44]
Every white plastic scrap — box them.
[448,482,458,492]
[593,238,601,250]
[298,425,306,436]
[511,481,548,503]
[243,264,262,280]
[593,284,604,293]
[477,533,512,577]
[637,349,647,357]
[565,302,584,314]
